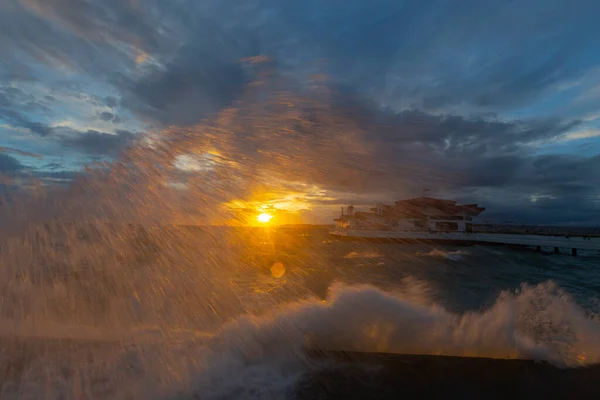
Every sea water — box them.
[0,79,598,399]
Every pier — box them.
[329,230,600,255]
[333,197,600,255]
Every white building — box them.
[335,197,485,233]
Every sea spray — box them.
[417,248,469,261]
[0,76,598,399]
[188,280,600,398]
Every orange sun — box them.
[257,213,273,223]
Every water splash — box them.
[417,248,469,261]
[0,76,598,399]
[343,251,384,259]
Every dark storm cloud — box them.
[452,156,526,188]
[98,111,120,123]
[120,27,251,126]
[10,0,595,126]
[166,85,599,224]
[16,0,169,52]
[420,152,600,225]
[0,0,180,83]
[324,103,583,193]
[366,109,581,151]
[118,0,600,125]
[0,151,79,187]
[3,0,599,125]
[0,85,57,135]
[31,169,81,182]
[43,162,64,170]
[99,111,114,121]
[0,146,42,158]
[0,85,51,113]
[0,153,24,174]
[461,183,600,226]
[104,96,117,108]
[59,129,136,156]
[0,108,53,136]
[523,155,600,197]
[2,0,600,224]
[1,2,94,72]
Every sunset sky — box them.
[1,0,600,225]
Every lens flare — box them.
[271,262,286,278]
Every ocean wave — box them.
[417,248,469,260]
[3,279,597,399]
[344,251,384,259]
[180,280,600,398]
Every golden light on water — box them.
[257,213,273,223]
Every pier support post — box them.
[554,247,559,254]
[571,248,577,256]
[536,245,541,252]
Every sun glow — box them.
[257,213,273,223]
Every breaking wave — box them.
[418,248,469,260]
[1,278,598,399]
[343,251,384,259]
[212,280,600,365]
[165,280,600,399]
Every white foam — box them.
[344,251,384,259]
[187,280,600,397]
[1,279,599,399]
[418,248,469,260]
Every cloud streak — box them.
[58,129,136,156]
[0,146,43,158]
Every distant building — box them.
[335,197,485,233]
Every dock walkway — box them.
[330,230,600,255]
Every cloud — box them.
[9,0,592,127]
[120,25,251,126]
[30,169,81,183]
[43,162,63,169]
[111,0,600,126]
[0,146,43,158]
[2,0,600,225]
[3,0,600,125]
[560,129,600,141]
[99,111,114,121]
[17,0,169,52]
[0,153,24,174]
[154,82,600,224]
[0,108,54,136]
[0,0,178,83]
[104,96,117,108]
[0,149,77,185]
[98,111,120,123]
[0,84,57,135]
[58,129,136,156]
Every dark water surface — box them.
[0,224,599,399]
[251,226,600,313]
